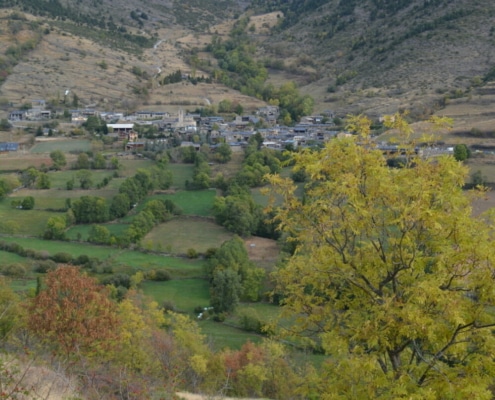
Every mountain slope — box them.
[251,0,495,116]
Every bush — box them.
[101,273,131,289]
[237,308,263,333]
[186,248,198,259]
[162,300,176,312]
[73,254,90,266]
[153,269,171,281]
[51,252,73,264]
[213,312,227,322]
[1,263,26,278]
[33,259,57,273]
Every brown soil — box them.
[245,236,279,269]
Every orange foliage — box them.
[223,341,265,378]
[28,266,119,358]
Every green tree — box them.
[36,172,50,189]
[109,193,131,219]
[453,143,470,161]
[21,167,39,188]
[75,153,90,169]
[50,150,66,170]
[76,169,93,189]
[92,152,106,169]
[216,142,232,163]
[21,196,35,210]
[43,215,67,240]
[210,268,242,313]
[267,135,495,398]
[88,224,111,244]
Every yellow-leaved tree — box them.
[267,116,495,399]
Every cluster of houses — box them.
[7,99,340,152]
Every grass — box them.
[0,250,30,264]
[112,251,205,278]
[47,169,117,189]
[168,163,194,189]
[141,279,210,313]
[148,189,217,216]
[0,156,52,172]
[0,202,59,236]
[30,140,91,153]
[65,223,129,241]
[199,319,264,350]
[144,218,232,255]
[0,237,122,259]
[119,159,156,177]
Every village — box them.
[2,98,344,152]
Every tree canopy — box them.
[267,133,495,398]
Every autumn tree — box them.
[267,125,495,398]
[28,266,119,359]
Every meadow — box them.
[30,139,92,153]
[144,218,233,254]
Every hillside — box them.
[0,0,494,128]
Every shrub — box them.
[101,273,131,289]
[213,312,227,322]
[162,300,176,312]
[51,252,73,264]
[73,254,90,266]
[2,263,26,278]
[33,259,57,273]
[153,269,171,281]
[237,308,263,333]
[186,248,198,259]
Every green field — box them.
[168,163,194,189]
[30,140,91,153]
[65,223,130,241]
[0,237,122,259]
[0,250,31,264]
[141,278,210,313]
[199,319,263,350]
[0,201,60,235]
[145,218,232,254]
[46,169,117,190]
[149,189,216,216]
[119,159,155,177]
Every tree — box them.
[109,193,131,219]
[50,150,66,170]
[20,167,38,188]
[210,268,242,313]
[75,153,90,169]
[76,169,93,189]
[453,143,470,161]
[28,266,119,358]
[267,136,495,398]
[36,172,50,189]
[43,215,67,240]
[21,196,34,210]
[216,142,232,163]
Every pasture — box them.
[141,279,210,313]
[118,158,155,177]
[0,204,58,235]
[0,154,52,171]
[30,139,91,153]
[168,163,194,189]
[199,320,263,350]
[149,189,216,216]
[144,218,233,255]
[65,223,129,241]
